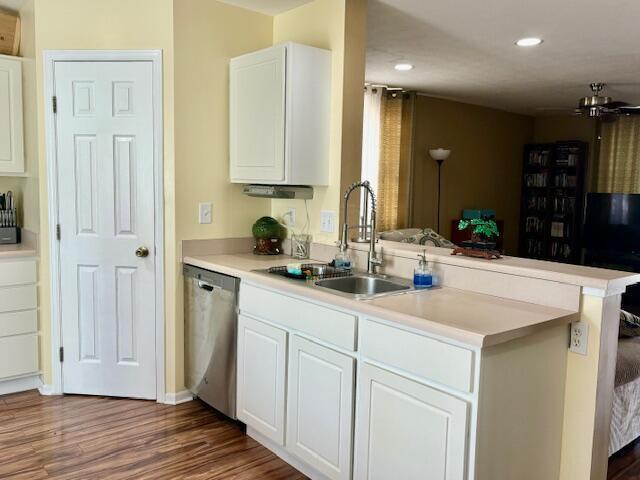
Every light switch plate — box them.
[320,210,336,233]
[199,202,212,224]
[569,321,588,355]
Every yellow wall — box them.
[411,95,534,254]
[173,0,273,392]
[271,0,367,244]
[33,0,177,388]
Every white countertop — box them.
[183,253,579,348]
[0,243,37,259]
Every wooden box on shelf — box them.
[0,9,20,56]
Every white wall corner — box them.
[37,382,59,396]
[582,286,626,298]
[163,390,194,405]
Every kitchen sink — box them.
[315,275,412,299]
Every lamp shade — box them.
[429,148,451,161]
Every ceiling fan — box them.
[575,83,640,122]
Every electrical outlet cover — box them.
[569,321,588,355]
[284,207,296,227]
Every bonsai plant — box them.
[457,218,500,251]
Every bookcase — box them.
[518,141,588,263]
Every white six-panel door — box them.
[55,61,156,399]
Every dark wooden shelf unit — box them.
[518,141,588,264]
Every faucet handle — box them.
[371,246,384,266]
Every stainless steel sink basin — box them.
[315,275,412,299]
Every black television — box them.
[583,193,640,253]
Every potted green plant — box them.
[457,218,500,251]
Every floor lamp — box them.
[429,148,451,233]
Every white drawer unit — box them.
[359,319,475,393]
[0,334,38,378]
[240,282,357,351]
[0,257,39,392]
[0,259,37,286]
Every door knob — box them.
[136,246,150,258]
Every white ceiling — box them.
[217,0,312,16]
[366,0,640,115]
[0,0,24,11]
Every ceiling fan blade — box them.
[618,106,640,115]
[605,100,631,108]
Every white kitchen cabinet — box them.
[0,56,24,175]
[0,258,39,395]
[354,362,469,480]
[229,42,331,185]
[236,314,287,445]
[287,335,355,480]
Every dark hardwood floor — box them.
[609,438,640,479]
[0,389,306,479]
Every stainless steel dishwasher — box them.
[184,264,239,419]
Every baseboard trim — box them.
[0,374,42,396]
[37,383,59,396]
[246,426,332,480]
[163,390,194,405]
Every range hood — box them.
[243,184,314,200]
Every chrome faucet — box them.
[339,180,383,275]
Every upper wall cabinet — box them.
[0,56,24,175]
[230,42,331,186]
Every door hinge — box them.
[56,224,61,241]
[59,346,64,363]
[52,96,57,114]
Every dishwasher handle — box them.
[198,281,218,292]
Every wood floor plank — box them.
[0,390,307,480]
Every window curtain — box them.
[377,92,403,231]
[597,116,640,193]
[361,86,384,224]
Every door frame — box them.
[43,50,165,402]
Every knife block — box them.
[0,227,20,244]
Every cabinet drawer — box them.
[0,260,36,287]
[240,283,357,351]
[0,285,37,313]
[360,319,475,393]
[0,309,37,337]
[0,334,38,378]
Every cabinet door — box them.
[236,314,287,445]
[354,363,469,480]
[0,57,24,174]
[287,335,355,480]
[230,44,286,183]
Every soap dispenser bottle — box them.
[414,250,433,289]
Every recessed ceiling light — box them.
[394,63,414,71]
[516,37,543,47]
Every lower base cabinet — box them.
[236,314,287,445]
[353,363,469,480]
[287,335,355,480]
